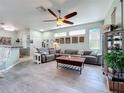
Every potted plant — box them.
[104,51,124,72]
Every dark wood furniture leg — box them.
[57,62,58,69]
[80,66,82,74]
[83,63,84,68]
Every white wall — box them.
[104,0,124,27]
[0,28,43,56]
[0,30,17,45]
[30,30,43,56]
[0,21,103,56]
[42,21,103,51]
[16,28,30,48]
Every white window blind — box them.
[69,29,86,36]
[89,28,101,50]
[54,32,67,38]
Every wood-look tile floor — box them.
[0,61,112,93]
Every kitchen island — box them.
[0,45,21,72]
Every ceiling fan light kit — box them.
[43,8,77,26]
[56,18,64,26]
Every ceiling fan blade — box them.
[43,20,56,22]
[64,12,77,19]
[48,9,58,18]
[63,20,74,25]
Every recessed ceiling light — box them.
[1,25,17,31]
[40,29,44,31]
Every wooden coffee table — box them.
[56,56,85,74]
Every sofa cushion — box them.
[56,49,61,53]
[82,55,97,65]
[90,51,97,56]
[83,51,92,55]
[45,54,55,61]
[64,49,78,55]
[42,52,49,55]
[83,55,97,59]
[36,48,49,54]
[49,48,55,54]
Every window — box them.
[54,32,66,38]
[69,29,86,36]
[89,28,101,50]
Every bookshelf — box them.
[103,0,124,92]
[103,29,124,93]
[104,29,124,53]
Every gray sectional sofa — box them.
[35,48,102,65]
[61,49,102,65]
[36,48,55,63]
[81,51,102,65]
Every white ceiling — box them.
[0,0,113,31]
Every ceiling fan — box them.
[43,9,77,26]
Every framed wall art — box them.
[72,36,78,43]
[65,37,70,44]
[0,37,11,45]
[79,36,84,43]
[55,38,59,43]
[60,38,64,44]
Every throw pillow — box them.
[83,51,92,55]
[42,52,49,55]
[36,48,41,53]
[56,49,61,53]
[90,51,97,56]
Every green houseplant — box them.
[104,51,124,72]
